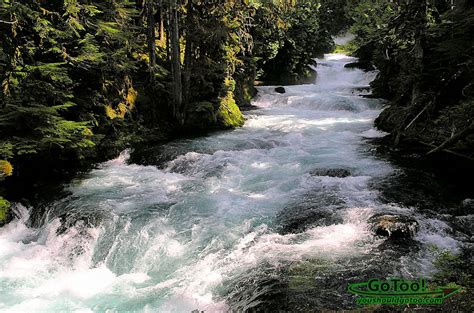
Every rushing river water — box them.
[0,54,461,312]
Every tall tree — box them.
[168,0,182,123]
[146,0,156,81]
[183,0,193,108]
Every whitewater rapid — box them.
[0,54,460,312]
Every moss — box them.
[217,92,245,128]
[0,197,10,225]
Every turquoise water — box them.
[0,54,459,312]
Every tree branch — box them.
[404,101,432,131]
[0,19,16,25]
[427,121,474,155]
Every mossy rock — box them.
[184,95,244,131]
[0,197,11,226]
[217,92,245,128]
[185,101,218,130]
[368,214,419,240]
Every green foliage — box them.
[319,0,352,36]
[252,0,334,84]
[333,41,358,55]
[0,0,147,183]
[0,197,10,223]
[0,0,338,221]
[0,0,97,164]
[343,0,474,152]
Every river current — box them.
[0,54,460,312]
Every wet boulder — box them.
[368,214,419,240]
[276,193,345,234]
[453,215,474,238]
[275,87,286,94]
[344,61,375,71]
[310,168,351,178]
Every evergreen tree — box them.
[0,0,337,205]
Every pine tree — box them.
[0,1,95,173]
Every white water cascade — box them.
[0,54,459,312]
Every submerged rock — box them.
[310,168,351,178]
[344,61,375,71]
[275,87,286,94]
[368,214,419,240]
[276,193,345,234]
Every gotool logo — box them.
[348,278,462,305]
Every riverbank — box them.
[1,53,470,311]
[342,1,474,163]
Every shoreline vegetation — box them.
[1,0,337,217]
[344,1,473,162]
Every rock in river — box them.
[368,214,419,240]
[310,168,351,178]
[275,87,286,94]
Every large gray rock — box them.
[368,214,419,240]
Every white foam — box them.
[360,129,389,138]
[0,53,460,311]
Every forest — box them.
[0,0,473,311]
[0,0,336,208]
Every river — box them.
[0,54,461,312]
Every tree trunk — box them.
[164,3,171,62]
[183,0,193,111]
[169,0,183,124]
[146,0,156,82]
[158,0,165,46]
